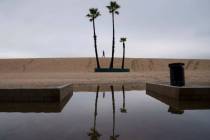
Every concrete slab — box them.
[0,84,73,102]
[146,83,210,101]
[0,92,72,113]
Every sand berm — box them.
[0,58,209,89]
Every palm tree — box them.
[106,1,120,69]
[88,86,101,140]
[87,8,101,69]
[120,37,127,69]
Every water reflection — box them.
[120,85,127,113]
[103,91,105,98]
[147,91,210,114]
[110,85,119,140]
[86,85,210,140]
[73,83,145,92]
[1,85,210,140]
[0,92,73,113]
[88,85,121,140]
[88,86,101,140]
[168,106,184,114]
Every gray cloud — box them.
[0,0,210,59]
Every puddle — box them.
[0,85,210,140]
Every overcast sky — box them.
[0,0,210,59]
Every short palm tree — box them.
[86,8,101,69]
[120,37,127,69]
[106,1,120,69]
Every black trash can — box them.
[168,63,185,86]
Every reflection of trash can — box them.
[168,107,184,114]
[168,63,185,86]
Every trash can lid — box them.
[168,63,185,67]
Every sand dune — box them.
[0,58,209,73]
[0,58,209,88]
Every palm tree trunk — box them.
[109,13,115,69]
[93,19,100,69]
[122,42,125,69]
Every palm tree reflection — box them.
[120,85,127,113]
[88,86,101,140]
[103,91,105,99]
[88,85,123,140]
[110,86,119,140]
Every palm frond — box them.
[115,11,119,15]
[86,14,91,17]
[95,12,101,18]
[90,8,97,14]
[106,1,120,14]
[86,8,101,21]
[120,37,127,42]
[106,5,111,9]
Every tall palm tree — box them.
[106,1,120,69]
[88,86,101,140]
[87,8,101,69]
[120,37,127,69]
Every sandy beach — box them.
[0,58,209,90]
